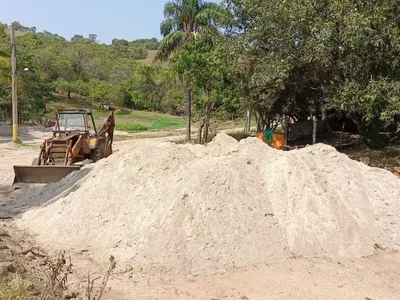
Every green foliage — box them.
[172,34,238,142]
[156,0,226,61]
[113,38,160,50]
[11,21,36,33]
[15,27,159,102]
[225,0,400,134]
[0,22,195,122]
[0,27,10,84]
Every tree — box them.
[172,35,238,143]
[1,19,239,124]
[71,34,85,42]
[225,0,400,141]
[88,34,98,43]
[155,0,226,141]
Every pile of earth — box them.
[15,133,400,275]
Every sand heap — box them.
[16,134,400,275]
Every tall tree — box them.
[155,0,225,141]
[226,0,400,139]
[172,35,238,143]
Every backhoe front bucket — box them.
[13,165,81,185]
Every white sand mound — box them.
[15,133,400,275]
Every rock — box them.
[0,262,16,275]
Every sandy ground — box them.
[0,124,400,300]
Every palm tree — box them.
[155,0,224,141]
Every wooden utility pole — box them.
[10,23,18,143]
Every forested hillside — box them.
[0,22,189,123]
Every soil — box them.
[0,124,400,300]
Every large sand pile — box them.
[15,134,400,275]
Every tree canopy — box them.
[223,0,400,136]
[1,0,399,145]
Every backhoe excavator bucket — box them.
[13,165,81,185]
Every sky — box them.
[0,0,220,44]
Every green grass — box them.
[115,124,149,132]
[114,111,185,131]
[149,119,185,130]
[115,118,185,132]
[44,96,185,133]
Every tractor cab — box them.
[53,109,98,138]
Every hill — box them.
[0,21,186,124]
[4,28,27,37]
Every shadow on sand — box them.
[0,168,92,219]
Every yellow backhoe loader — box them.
[13,108,115,184]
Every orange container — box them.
[256,132,286,150]
[256,132,268,144]
[271,133,285,150]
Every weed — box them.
[41,251,73,300]
[86,255,116,300]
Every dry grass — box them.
[0,274,35,300]
[343,145,400,176]
[136,50,169,68]
[4,28,27,38]
[136,50,157,65]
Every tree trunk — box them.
[321,106,327,120]
[340,121,345,150]
[312,116,317,144]
[185,80,191,141]
[198,118,205,144]
[283,115,289,147]
[67,91,71,99]
[203,103,212,144]
[244,110,251,133]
